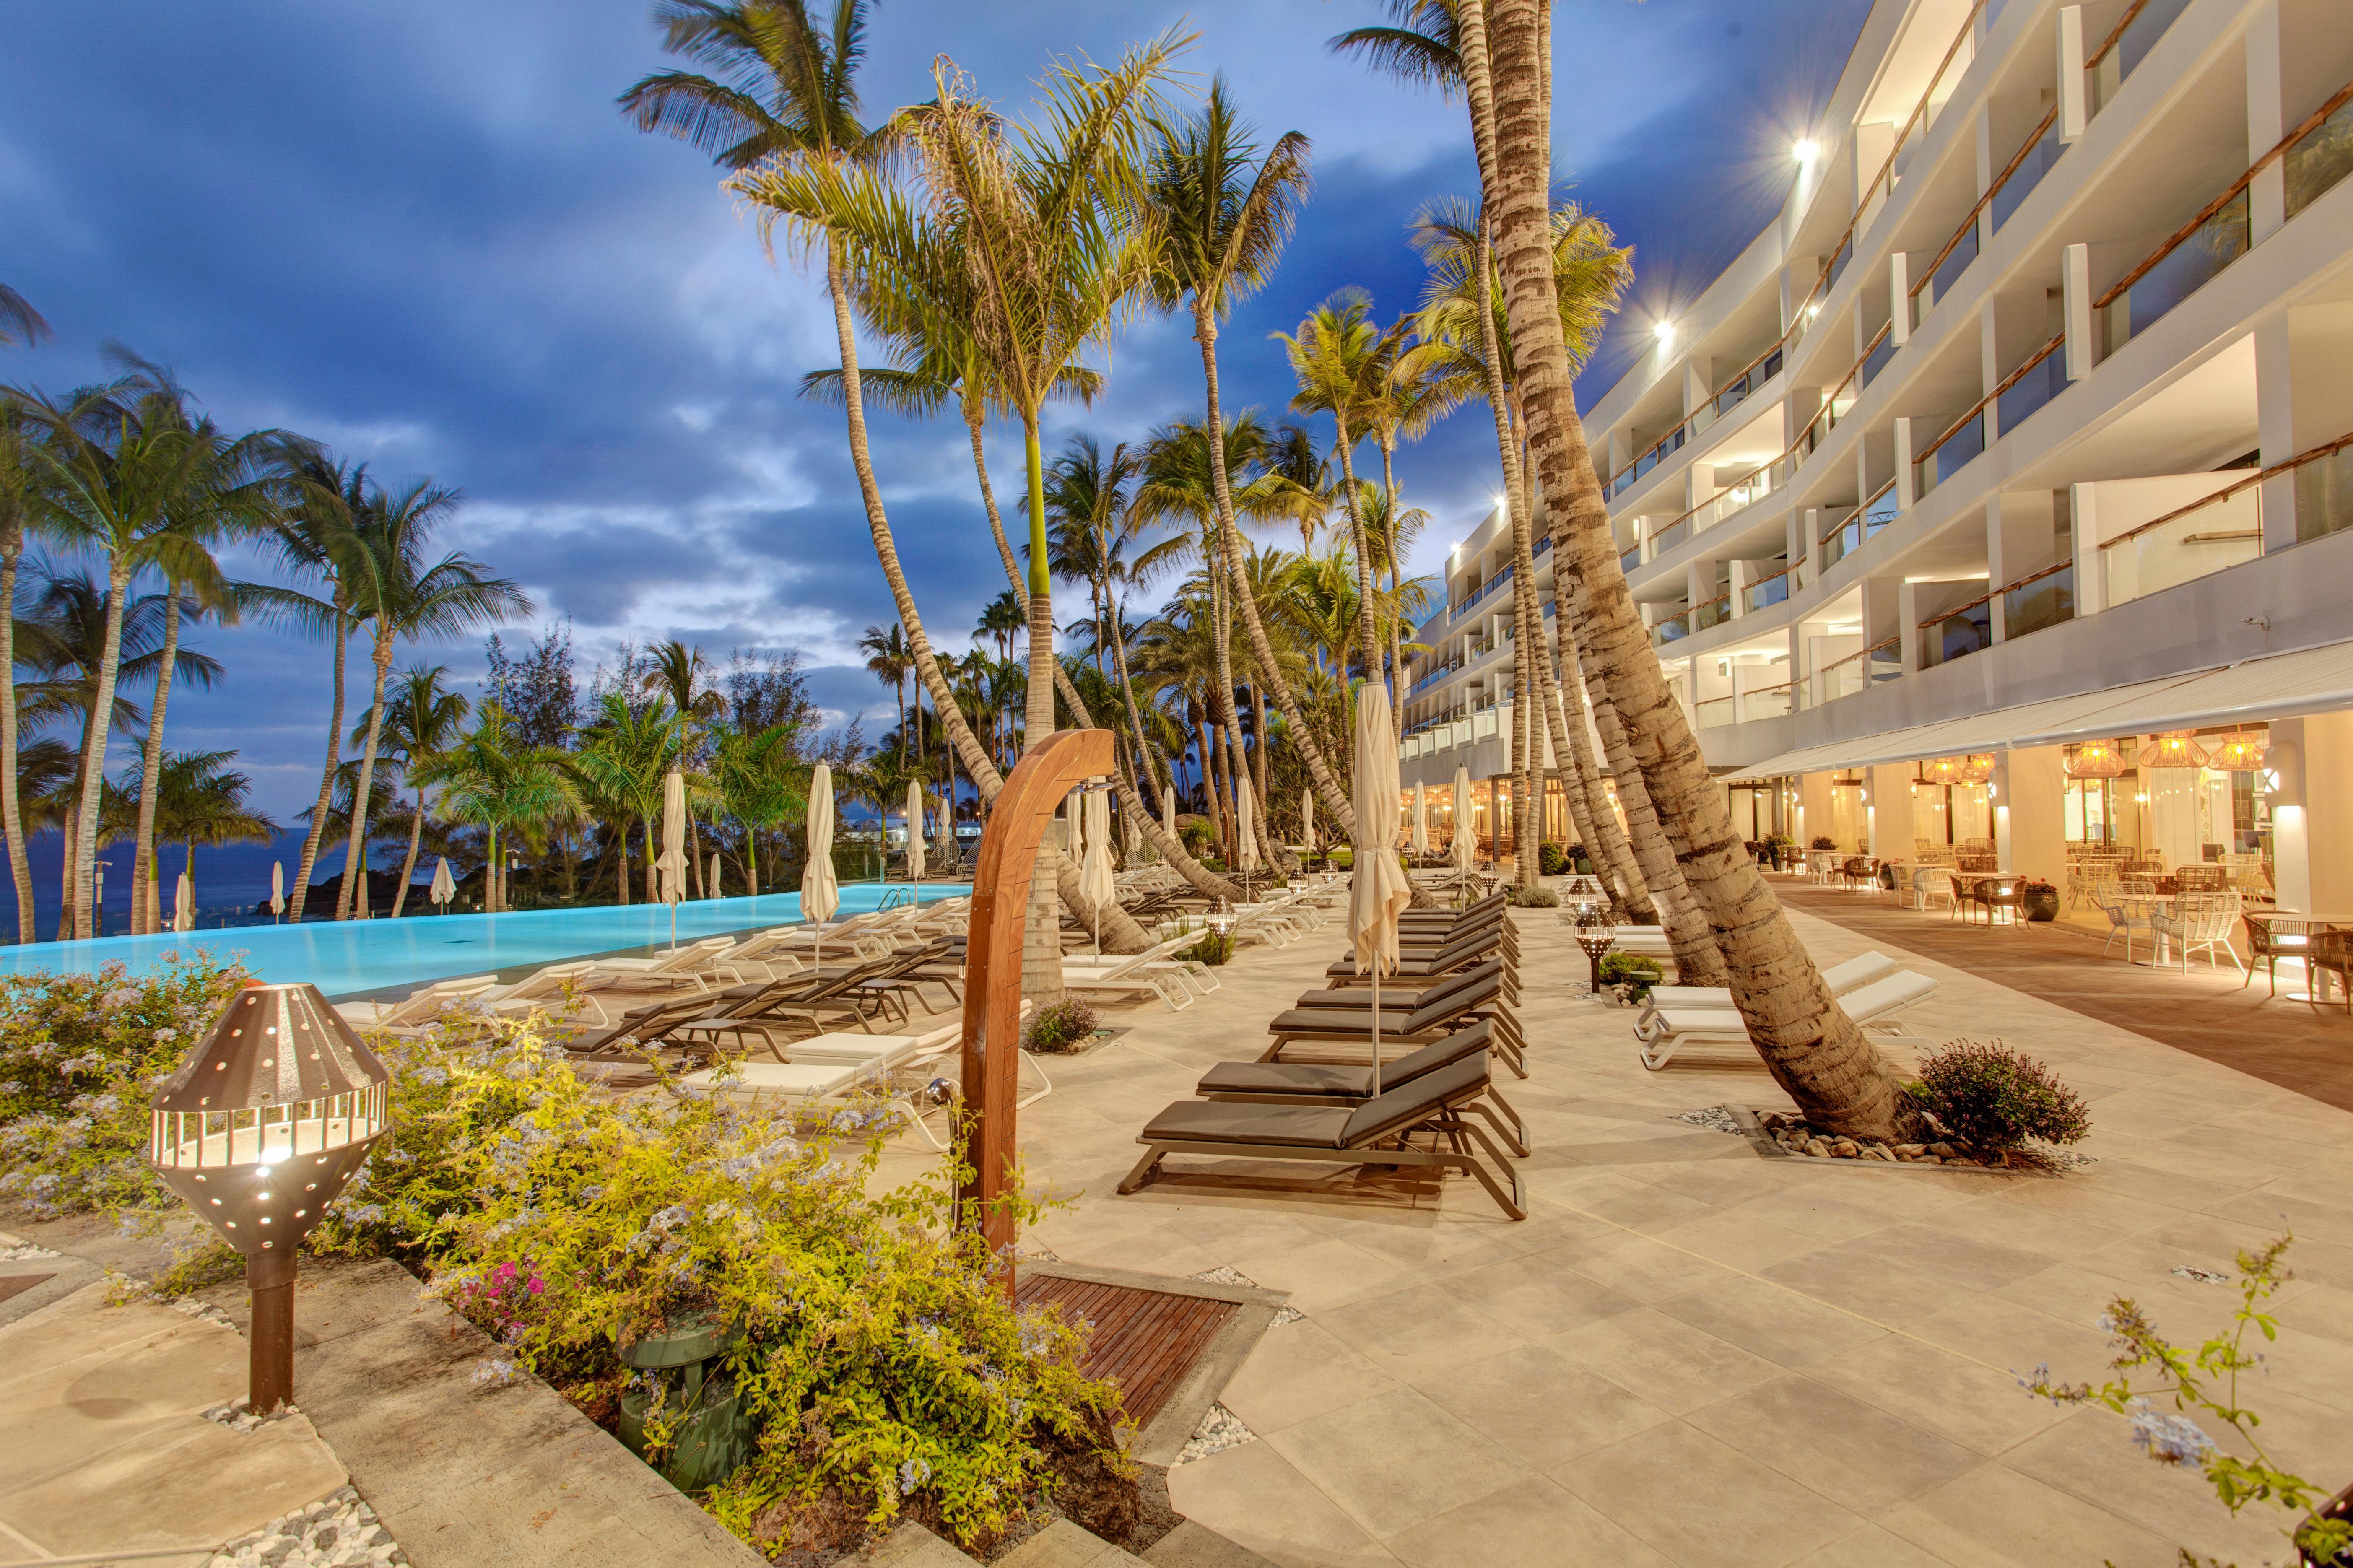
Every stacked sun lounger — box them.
[1119,894,1532,1218]
[1630,950,1941,1070]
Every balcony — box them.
[1800,637,1901,708]
[1651,607,1691,648]
[2100,192,2250,357]
[1606,347,1786,501]
[1995,337,2066,436]
[1818,480,1898,572]
[2089,0,2195,117]
[1914,408,1985,499]
[1696,678,1796,729]
[1919,597,1992,668]
[2002,560,2075,639]
[2101,483,2263,610]
[1742,563,1793,614]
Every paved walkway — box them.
[865,903,2353,1568]
[1775,879,2353,1113]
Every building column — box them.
[1873,764,1917,862]
[2271,712,2353,914]
[2002,745,2068,882]
[1800,771,1835,850]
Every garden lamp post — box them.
[1574,912,1617,998]
[147,981,391,1414]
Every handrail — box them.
[1916,333,2064,465]
[1910,105,2060,301]
[2083,0,2153,72]
[1600,0,1988,492]
[1920,555,2072,627]
[1745,559,1797,592]
[2092,79,2353,313]
[2098,429,2353,552]
[1825,478,1900,545]
[1607,346,1788,493]
[1818,634,1900,674]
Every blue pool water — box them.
[0,883,970,998]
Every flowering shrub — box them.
[2024,1234,2350,1565]
[1023,999,1099,1054]
[0,952,249,1218]
[1907,1040,2090,1158]
[309,1019,1130,1554]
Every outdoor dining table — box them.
[2242,911,2353,1002]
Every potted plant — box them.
[2020,879,2060,922]
[1809,836,1836,851]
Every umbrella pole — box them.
[1371,968,1381,1096]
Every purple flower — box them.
[2127,1399,2216,1465]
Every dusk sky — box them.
[0,0,1870,821]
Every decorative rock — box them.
[1928,1142,1957,1158]
[203,1485,407,1568]
[1893,1143,1926,1158]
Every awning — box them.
[1716,639,2353,781]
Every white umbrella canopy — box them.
[1349,684,1413,1094]
[1235,773,1259,876]
[708,851,721,899]
[1162,787,1177,844]
[802,761,840,926]
[270,861,284,918]
[1300,787,1314,859]
[656,768,688,948]
[1450,764,1477,871]
[1080,788,1116,908]
[935,792,957,869]
[172,871,194,934]
[1411,782,1430,857]
[429,857,456,908]
[905,780,927,883]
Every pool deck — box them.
[863,899,2353,1568]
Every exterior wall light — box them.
[1794,139,1820,164]
[1654,320,1675,348]
[148,981,391,1415]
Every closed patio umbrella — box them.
[935,791,957,872]
[1162,786,1176,846]
[803,761,840,968]
[1300,787,1314,863]
[1450,764,1476,873]
[429,857,456,909]
[270,861,284,922]
[1411,781,1429,858]
[905,780,927,884]
[1080,788,1116,953]
[1350,684,1412,1094]
[656,768,688,950]
[709,851,721,899]
[173,871,195,934]
[1235,772,1259,893]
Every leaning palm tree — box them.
[1276,290,1402,694]
[0,285,47,350]
[335,480,527,919]
[1480,0,1909,1138]
[375,666,470,917]
[1139,80,1360,850]
[8,377,277,937]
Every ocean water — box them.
[0,880,969,998]
[3,832,361,940]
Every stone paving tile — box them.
[984,901,2353,1567]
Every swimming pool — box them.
[0,883,970,998]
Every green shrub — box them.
[1508,887,1559,908]
[1023,999,1099,1053]
[1907,1040,2089,1157]
[0,952,249,1219]
[1809,836,1836,850]
[1327,847,1353,870]
[314,1020,1132,1554]
[1537,841,1568,875]
[1598,953,1663,999]
[1177,930,1234,966]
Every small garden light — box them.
[148,981,391,1415]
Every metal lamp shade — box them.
[149,982,391,1257]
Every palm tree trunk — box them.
[1486,0,1910,1139]
[643,819,657,903]
[1533,623,1650,914]
[1196,311,1360,839]
[289,610,349,921]
[338,634,394,920]
[391,786,424,917]
[1377,435,1408,699]
[57,809,75,942]
[1587,683,1719,975]
[820,239,1183,944]
[0,528,37,944]
[615,821,628,906]
[68,564,132,940]
[1328,423,1384,690]
[127,583,182,936]
[1020,412,1056,748]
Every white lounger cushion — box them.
[1647,950,1900,1013]
[1635,968,1939,1069]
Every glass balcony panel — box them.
[2103,191,2250,355]
[2286,98,2353,220]
[1920,602,1992,667]
[1619,542,1641,574]
[1996,347,2067,437]
[1861,331,1899,389]
[2002,563,2074,638]
[1651,611,1691,648]
[2094,0,2194,111]
[1916,414,1984,498]
[2103,489,2262,607]
[1694,694,1735,729]
[1740,683,1793,722]
[1992,119,2064,231]
[1693,595,1732,633]
[1925,223,1979,317]
[1743,571,1791,613]
[2296,445,2353,544]
[1651,516,1690,556]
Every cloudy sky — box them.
[0,0,1869,820]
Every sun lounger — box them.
[1634,969,1941,1070]
[336,974,499,1033]
[1117,1052,1526,1219]
[480,961,604,1019]
[1639,950,1900,1024]
[575,936,741,996]
[551,992,729,1058]
[1265,963,1524,1074]
[1060,935,1218,1012]
[1194,1019,1525,1154]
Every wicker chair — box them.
[2308,929,2353,1015]
[1971,876,2027,929]
[2150,892,2244,974]
[2092,883,2153,963]
[1906,865,1954,912]
[2173,864,2228,893]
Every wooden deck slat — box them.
[1013,1276,1240,1427]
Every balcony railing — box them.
[1818,480,1899,571]
[1918,594,1993,668]
[2089,0,2195,116]
[1618,540,1641,574]
[1693,693,1734,728]
[1991,108,2065,232]
[2002,559,2075,639]
[2095,430,2353,604]
[1911,106,2062,332]
[2286,92,2353,220]
[2098,81,2353,358]
[1693,591,1732,634]
[1606,345,1786,499]
[1742,563,1794,614]
[1651,608,1691,648]
[1914,409,1986,499]
[1741,681,1794,722]
[1995,335,2067,436]
[1801,636,1901,708]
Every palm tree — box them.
[859,621,913,761]
[375,666,470,917]
[638,638,725,895]
[332,478,527,919]
[420,702,578,914]
[708,719,801,893]
[1479,0,1906,1137]
[1139,80,1358,848]
[130,750,280,922]
[571,692,687,906]
[0,286,47,350]
[8,377,278,937]
[1277,291,1402,693]
[0,393,45,939]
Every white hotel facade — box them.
[1399,0,2353,914]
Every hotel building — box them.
[1399,0,2353,916]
